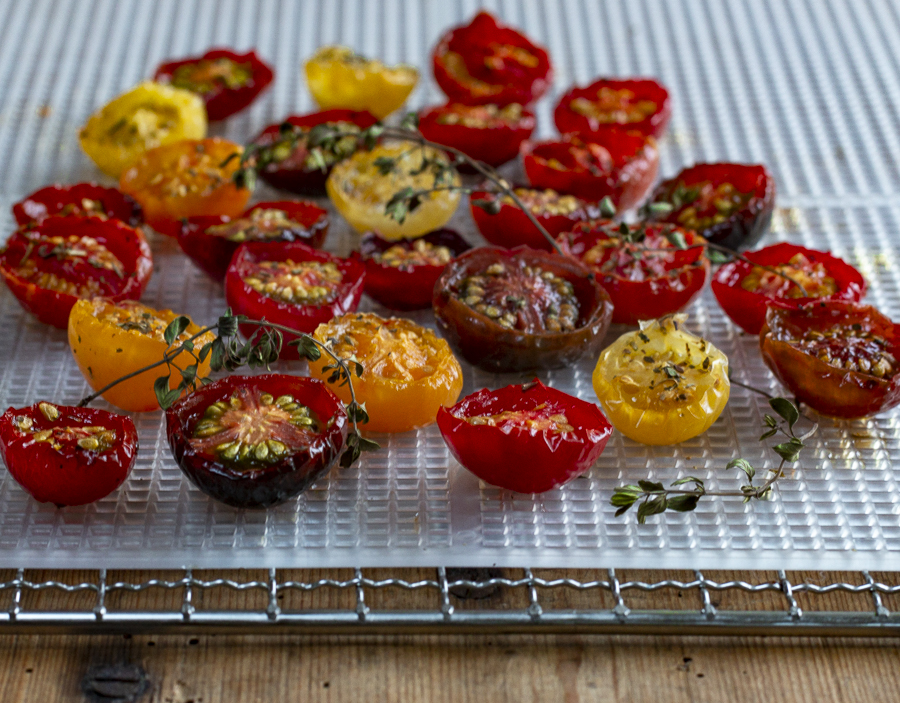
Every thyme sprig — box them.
[611,396,818,523]
[77,310,378,468]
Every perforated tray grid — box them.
[1,0,900,570]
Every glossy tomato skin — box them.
[760,301,900,419]
[712,242,866,335]
[166,374,348,508]
[556,221,709,325]
[353,229,471,311]
[554,78,671,138]
[521,130,659,210]
[469,186,595,251]
[0,403,138,506]
[177,200,329,283]
[433,246,614,372]
[418,103,535,168]
[119,138,250,236]
[437,380,613,494]
[646,163,776,250]
[13,183,143,227]
[154,48,274,121]
[68,299,215,413]
[252,110,379,195]
[432,11,553,106]
[0,216,153,329]
[225,242,365,360]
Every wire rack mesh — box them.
[3,0,900,633]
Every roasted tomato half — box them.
[326,142,461,239]
[154,48,274,121]
[433,246,614,372]
[592,316,730,445]
[760,301,900,419]
[305,46,418,119]
[225,242,365,359]
[12,183,143,227]
[68,299,215,413]
[353,229,471,311]
[309,313,463,434]
[251,110,378,195]
[432,11,553,106]
[418,103,535,168]
[469,186,596,251]
[521,130,658,210]
[79,82,207,178]
[554,78,671,138]
[119,137,250,236]
[437,380,613,494]
[645,163,776,250]
[556,221,709,325]
[0,216,152,329]
[711,242,866,335]
[166,374,348,508]
[177,200,329,283]
[0,401,138,506]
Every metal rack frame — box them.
[2,568,899,636]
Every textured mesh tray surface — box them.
[1,0,899,569]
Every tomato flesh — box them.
[0,402,138,506]
[166,374,348,508]
[432,11,553,106]
[712,242,866,335]
[646,163,775,250]
[554,78,671,138]
[556,221,709,325]
[760,301,900,419]
[433,246,613,372]
[155,49,274,121]
[437,380,612,494]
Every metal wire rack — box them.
[2,568,899,636]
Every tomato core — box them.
[569,87,658,125]
[465,405,575,433]
[375,239,453,269]
[241,259,343,305]
[741,253,837,298]
[206,208,303,242]
[171,58,253,93]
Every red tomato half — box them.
[0,401,138,506]
[177,200,329,283]
[418,103,535,168]
[166,374,348,508]
[437,380,613,494]
[646,163,775,250]
[12,183,143,227]
[432,11,553,106]
[433,246,613,372]
[469,185,596,250]
[556,221,709,325]
[521,130,658,210]
[554,78,671,138]
[0,216,153,329]
[712,242,866,335]
[252,110,379,195]
[353,228,471,310]
[225,242,365,359]
[760,301,900,419]
[154,48,274,121]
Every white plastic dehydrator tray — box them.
[1,0,900,570]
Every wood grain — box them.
[2,569,900,702]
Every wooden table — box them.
[2,568,899,702]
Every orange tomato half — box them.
[68,298,216,412]
[119,138,250,236]
[308,312,463,433]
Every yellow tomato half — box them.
[305,46,418,119]
[591,315,730,445]
[308,312,463,433]
[79,82,207,178]
[68,298,216,412]
[326,142,461,239]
